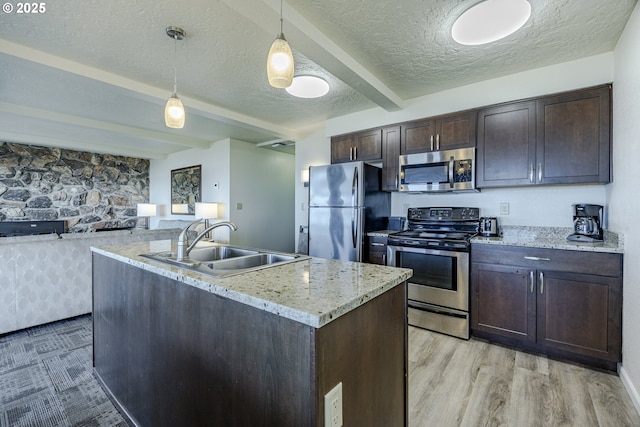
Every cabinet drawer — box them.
[471,244,622,277]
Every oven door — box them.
[386,245,469,312]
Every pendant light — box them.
[165,26,186,129]
[267,0,294,88]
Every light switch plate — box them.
[500,203,510,215]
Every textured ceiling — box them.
[0,0,636,159]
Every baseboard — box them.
[619,364,640,416]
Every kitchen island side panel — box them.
[315,283,408,427]
[92,253,315,427]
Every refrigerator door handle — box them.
[352,207,357,248]
[352,166,359,249]
[352,165,359,207]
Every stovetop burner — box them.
[388,207,480,250]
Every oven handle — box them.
[386,245,469,270]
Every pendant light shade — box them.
[267,0,294,88]
[165,26,186,129]
[165,94,185,129]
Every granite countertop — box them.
[471,226,624,254]
[0,228,177,245]
[91,240,412,328]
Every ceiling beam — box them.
[222,0,404,111]
[0,39,302,142]
[0,102,213,150]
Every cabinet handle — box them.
[539,271,544,294]
[529,271,534,293]
[529,164,534,183]
[382,254,387,265]
[430,135,434,151]
[524,256,551,261]
[349,147,353,160]
[395,174,399,188]
[538,163,542,183]
[371,242,385,246]
[354,146,357,159]
[436,134,440,150]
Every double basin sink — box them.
[141,244,309,278]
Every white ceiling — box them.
[0,0,636,159]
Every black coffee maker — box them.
[567,204,604,242]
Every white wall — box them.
[610,2,640,413]
[229,139,295,252]
[150,138,295,250]
[294,129,331,252]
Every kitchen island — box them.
[91,240,412,427]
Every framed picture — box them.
[171,165,202,215]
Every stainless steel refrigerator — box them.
[308,161,390,262]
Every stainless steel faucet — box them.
[176,219,238,263]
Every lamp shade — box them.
[137,203,157,217]
[172,203,189,214]
[267,34,294,88]
[165,95,185,128]
[195,202,219,219]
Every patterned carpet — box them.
[0,315,126,427]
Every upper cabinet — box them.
[331,129,382,164]
[381,126,401,191]
[401,111,477,154]
[477,85,611,188]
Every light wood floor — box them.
[408,326,640,427]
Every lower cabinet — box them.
[471,244,622,370]
[367,234,388,265]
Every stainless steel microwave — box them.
[399,147,476,193]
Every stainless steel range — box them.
[387,207,479,339]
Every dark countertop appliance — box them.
[387,207,479,339]
[0,220,67,237]
[567,204,604,242]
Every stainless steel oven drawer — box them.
[408,301,470,340]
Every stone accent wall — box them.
[0,142,149,232]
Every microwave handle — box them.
[448,157,455,188]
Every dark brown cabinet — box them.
[401,111,477,154]
[471,244,622,370]
[331,128,382,163]
[477,85,611,188]
[367,234,388,265]
[381,126,400,191]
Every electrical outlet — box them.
[324,382,343,427]
[500,203,510,215]
[236,202,243,210]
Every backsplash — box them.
[0,142,149,232]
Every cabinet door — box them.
[476,100,536,187]
[367,235,388,265]
[381,126,400,191]
[331,134,355,164]
[471,263,536,343]
[401,119,436,154]
[354,129,382,161]
[536,85,611,184]
[436,111,477,150]
[537,270,621,361]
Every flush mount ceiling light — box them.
[165,26,186,129]
[452,0,531,45]
[267,0,294,88]
[285,75,330,98]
